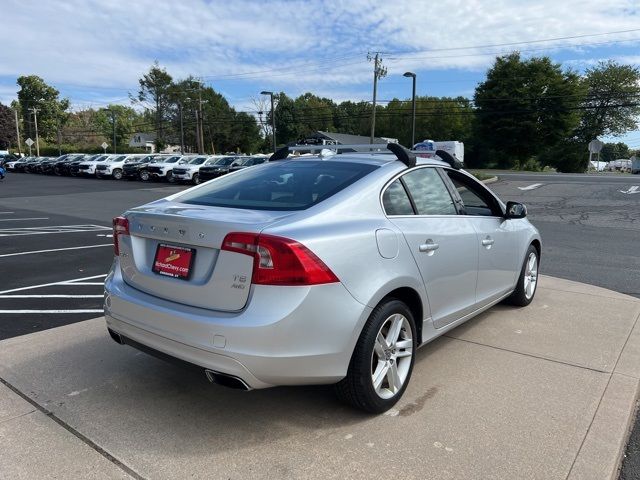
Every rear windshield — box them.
[178,160,378,211]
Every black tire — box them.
[166,171,175,183]
[112,168,123,180]
[335,299,416,413]
[192,173,200,185]
[139,170,150,182]
[505,244,539,307]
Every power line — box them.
[383,28,640,56]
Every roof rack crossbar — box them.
[268,143,416,167]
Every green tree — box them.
[271,93,298,145]
[375,96,474,146]
[473,53,584,168]
[16,75,70,142]
[599,142,630,163]
[0,103,17,150]
[333,101,371,136]
[293,93,336,137]
[93,105,143,149]
[135,62,174,149]
[576,61,640,142]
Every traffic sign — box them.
[101,142,108,149]
[25,138,34,147]
[588,139,603,154]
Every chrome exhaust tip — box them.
[107,328,124,344]
[204,369,251,391]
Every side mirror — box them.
[505,201,527,219]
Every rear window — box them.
[177,160,378,211]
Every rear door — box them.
[385,167,479,328]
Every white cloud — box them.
[1,0,639,108]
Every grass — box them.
[468,170,496,181]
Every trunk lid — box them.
[119,201,294,311]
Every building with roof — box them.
[301,131,398,146]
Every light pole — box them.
[403,72,417,147]
[177,102,185,155]
[29,107,40,156]
[261,91,276,152]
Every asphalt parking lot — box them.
[0,170,639,479]
[0,174,188,340]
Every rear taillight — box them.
[221,232,338,286]
[113,216,129,256]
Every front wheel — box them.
[505,245,539,307]
[166,171,175,183]
[192,173,200,185]
[139,170,150,182]
[335,299,416,413]
[112,168,123,180]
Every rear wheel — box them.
[139,170,150,182]
[335,299,416,413]
[505,244,539,307]
[112,168,123,180]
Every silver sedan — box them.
[104,145,540,413]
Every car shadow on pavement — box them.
[0,327,449,457]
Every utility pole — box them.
[111,110,117,154]
[368,52,387,144]
[56,118,62,156]
[195,110,202,153]
[260,91,276,152]
[14,109,22,155]
[198,84,205,154]
[30,107,40,156]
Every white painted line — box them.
[619,186,640,194]
[0,217,49,222]
[0,224,111,237]
[58,282,104,286]
[517,183,543,191]
[0,244,112,258]
[0,274,108,295]
[0,309,104,314]
[0,295,103,298]
[0,212,15,214]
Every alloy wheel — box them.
[371,313,413,399]
[524,252,538,300]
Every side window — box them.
[402,168,457,215]
[445,171,501,217]
[383,180,414,215]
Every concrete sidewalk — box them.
[0,275,638,480]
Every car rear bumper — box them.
[104,262,371,389]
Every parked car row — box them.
[5,153,269,184]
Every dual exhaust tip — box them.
[107,328,251,391]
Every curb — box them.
[481,176,499,185]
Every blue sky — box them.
[2,0,640,147]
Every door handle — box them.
[419,240,439,253]
[481,237,494,247]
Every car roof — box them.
[278,152,451,169]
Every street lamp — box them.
[261,91,276,152]
[403,72,417,147]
